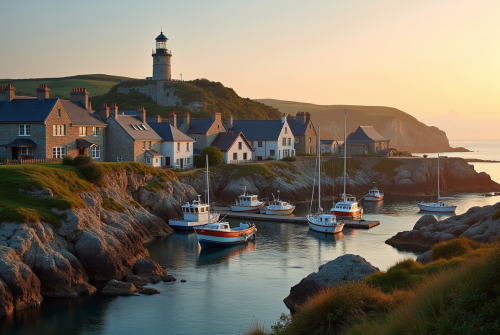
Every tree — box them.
[201,146,224,166]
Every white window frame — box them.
[287,138,291,146]
[117,155,123,162]
[146,157,152,164]
[282,138,286,146]
[79,127,87,137]
[91,146,100,159]
[20,147,34,156]
[148,141,152,150]
[142,142,146,150]
[53,146,66,158]
[92,127,99,136]
[19,124,31,136]
[53,125,66,136]
[186,142,190,152]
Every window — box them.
[309,137,312,142]
[287,138,291,146]
[91,146,100,159]
[146,157,152,164]
[176,159,179,166]
[243,153,247,160]
[258,141,262,147]
[193,137,197,143]
[238,142,242,150]
[270,149,275,156]
[295,137,299,143]
[57,109,61,118]
[52,146,66,158]
[19,124,31,136]
[79,127,87,136]
[92,127,99,136]
[117,155,123,162]
[177,142,180,152]
[53,125,66,136]
[148,141,152,149]
[282,138,286,146]
[186,142,190,152]
[142,142,146,150]
[309,147,312,154]
[20,147,33,156]
[217,125,220,130]
[186,158,190,165]
[156,158,159,164]
[251,141,254,147]
[285,127,288,134]
[233,153,237,160]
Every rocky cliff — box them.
[0,169,198,316]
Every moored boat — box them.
[260,191,295,215]
[365,184,384,201]
[230,186,266,212]
[194,222,257,248]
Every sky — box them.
[1,0,499,140]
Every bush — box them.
[72,155,93,166]
[79,164,105,183]
[431,237,488,261]
[200,146,224,166]
[265,156,275,160]
[281,156,297,162]
[62,156,73,165]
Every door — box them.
[78,148,85,155]
[257,156,262,161]
[166,157,171,166]
[12,147,18,160]
[180,158,184,169]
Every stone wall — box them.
[105,117,136,162]
[0,123,46,159]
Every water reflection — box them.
[197,242,256,266]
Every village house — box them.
[210,131,254,164]
[0,84,107,161]
[286,112,317,155]
[321,139,342,155]
[346,126,390,154]
[226,114,295,160]
[149,120,194,169]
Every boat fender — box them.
[244,233,248,241]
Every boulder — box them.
[413,215,437,230]
[125,275,151,289]
[283,254,379,312]
[416,250,432,264]
[132,259,167,283]
[101,280,136,296]
[162,275,177,282]
[0,279,14,316]
[138,287,161,295]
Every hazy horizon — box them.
[1,0,498,140]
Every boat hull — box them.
[416,203,456,212]
[307,220,344,234]
[260,207,295,215]
[194,226,256,248]
[230,204,265,212]
[331,209,363,219]
[364,195,384,202]
[169,214,220,230]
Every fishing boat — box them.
[365,182,384,201]
[194,221,257,248]
[260,191,295,215]
[169,156,220,229]
[307,125,344,234]
[230,186,266,212]
[331,110,364,219]
[416,154,456,212]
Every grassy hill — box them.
[0,74,137,99]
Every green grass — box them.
[492,209,500,221]
[212,162,298,181]
[126,197,141,209]
[371,158,404,176]
[101,196,126,212]
[98,162,175,181]
[0,164,93,226]
[430,237,489,261]
[143,180,167,193]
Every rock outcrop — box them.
[101,280,136,296]
[283,254,379,312]
[386,202,500,251]
[132,259,168,283]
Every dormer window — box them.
[142,124,148,130]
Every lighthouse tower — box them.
[151,31,172,80]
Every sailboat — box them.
[331,110,364,219]
[416,154,456,212]
[168,156,220,229]
[307,125,344,234]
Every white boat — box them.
[260,191,295,215]
[365,183,384,201]
[307,125,344,234]
[230,186,266,212]
[330,110,364,220]
[194,221,257,248]
[416,154,456,212]
[169,156,220,229]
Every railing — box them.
[0,158,62,165]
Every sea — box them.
[1,140,499,335]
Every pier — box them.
[215,207,380,229]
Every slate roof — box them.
[112,115,162,141]
[287,119,312,136]
[347,126,389,142]
[145,150,162,157]
[321,140,336,144]
[61,101,106,126]
[76,138,97,148]
[229,120,285,141]
[149,123,193,142]
[0,98,57,123]
[0,138,38,147]
[211,132,255,152]
[178,118,224,134]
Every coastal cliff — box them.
[0,166,197,316]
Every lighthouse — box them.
[151,31,172,80]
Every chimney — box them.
[169,111,177,128]
[156,114,162,123]
[297,111,307,124]
[4,84,15,102]
[137,107,146,123]
[281,113,286,123]
[70,87,89,109]
[100,103,110,120]
[36,84,50,100]
[212,110,221,122]
[183,111,190,126]
[110,103,118,118]
[226,115,233,129]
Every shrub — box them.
[200,146,224,166]
[72,155,93,166]
[101,195,126,212]
[430,237,488,261]
[79,164,105,183]
[281,156,298,162]
[143,180,167,193]
[265,156,275,160]
[62,156,74,165]
[126,197,141,208]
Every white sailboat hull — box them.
[415,202,456,212]
[307,218,344,234]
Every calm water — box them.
[2,140,500,335]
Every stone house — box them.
[0,84,107,161]
[148,122,194,169]
[226,114,295,161]
[321,139,342,155]
[287,112,317,155]
[210,131,255,164]
[95,104,162,165]
[346,126,390,154]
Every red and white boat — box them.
[194,221,257,248]
[260,191,295,215]
[230,187,266,212]
[365,184,384,201]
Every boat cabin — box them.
[335,202,359,210]
[238,195,258,204]
[368,188,382,196]
[181,195,212,221]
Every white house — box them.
[149,122,194,169]
[211,131,255,164]
[226,114,294,161]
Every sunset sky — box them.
[1,0,498,140]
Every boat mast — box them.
[317,124,321,213]
[437,154,440,200]
[206,154,210,205]
[343,110,347,202]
